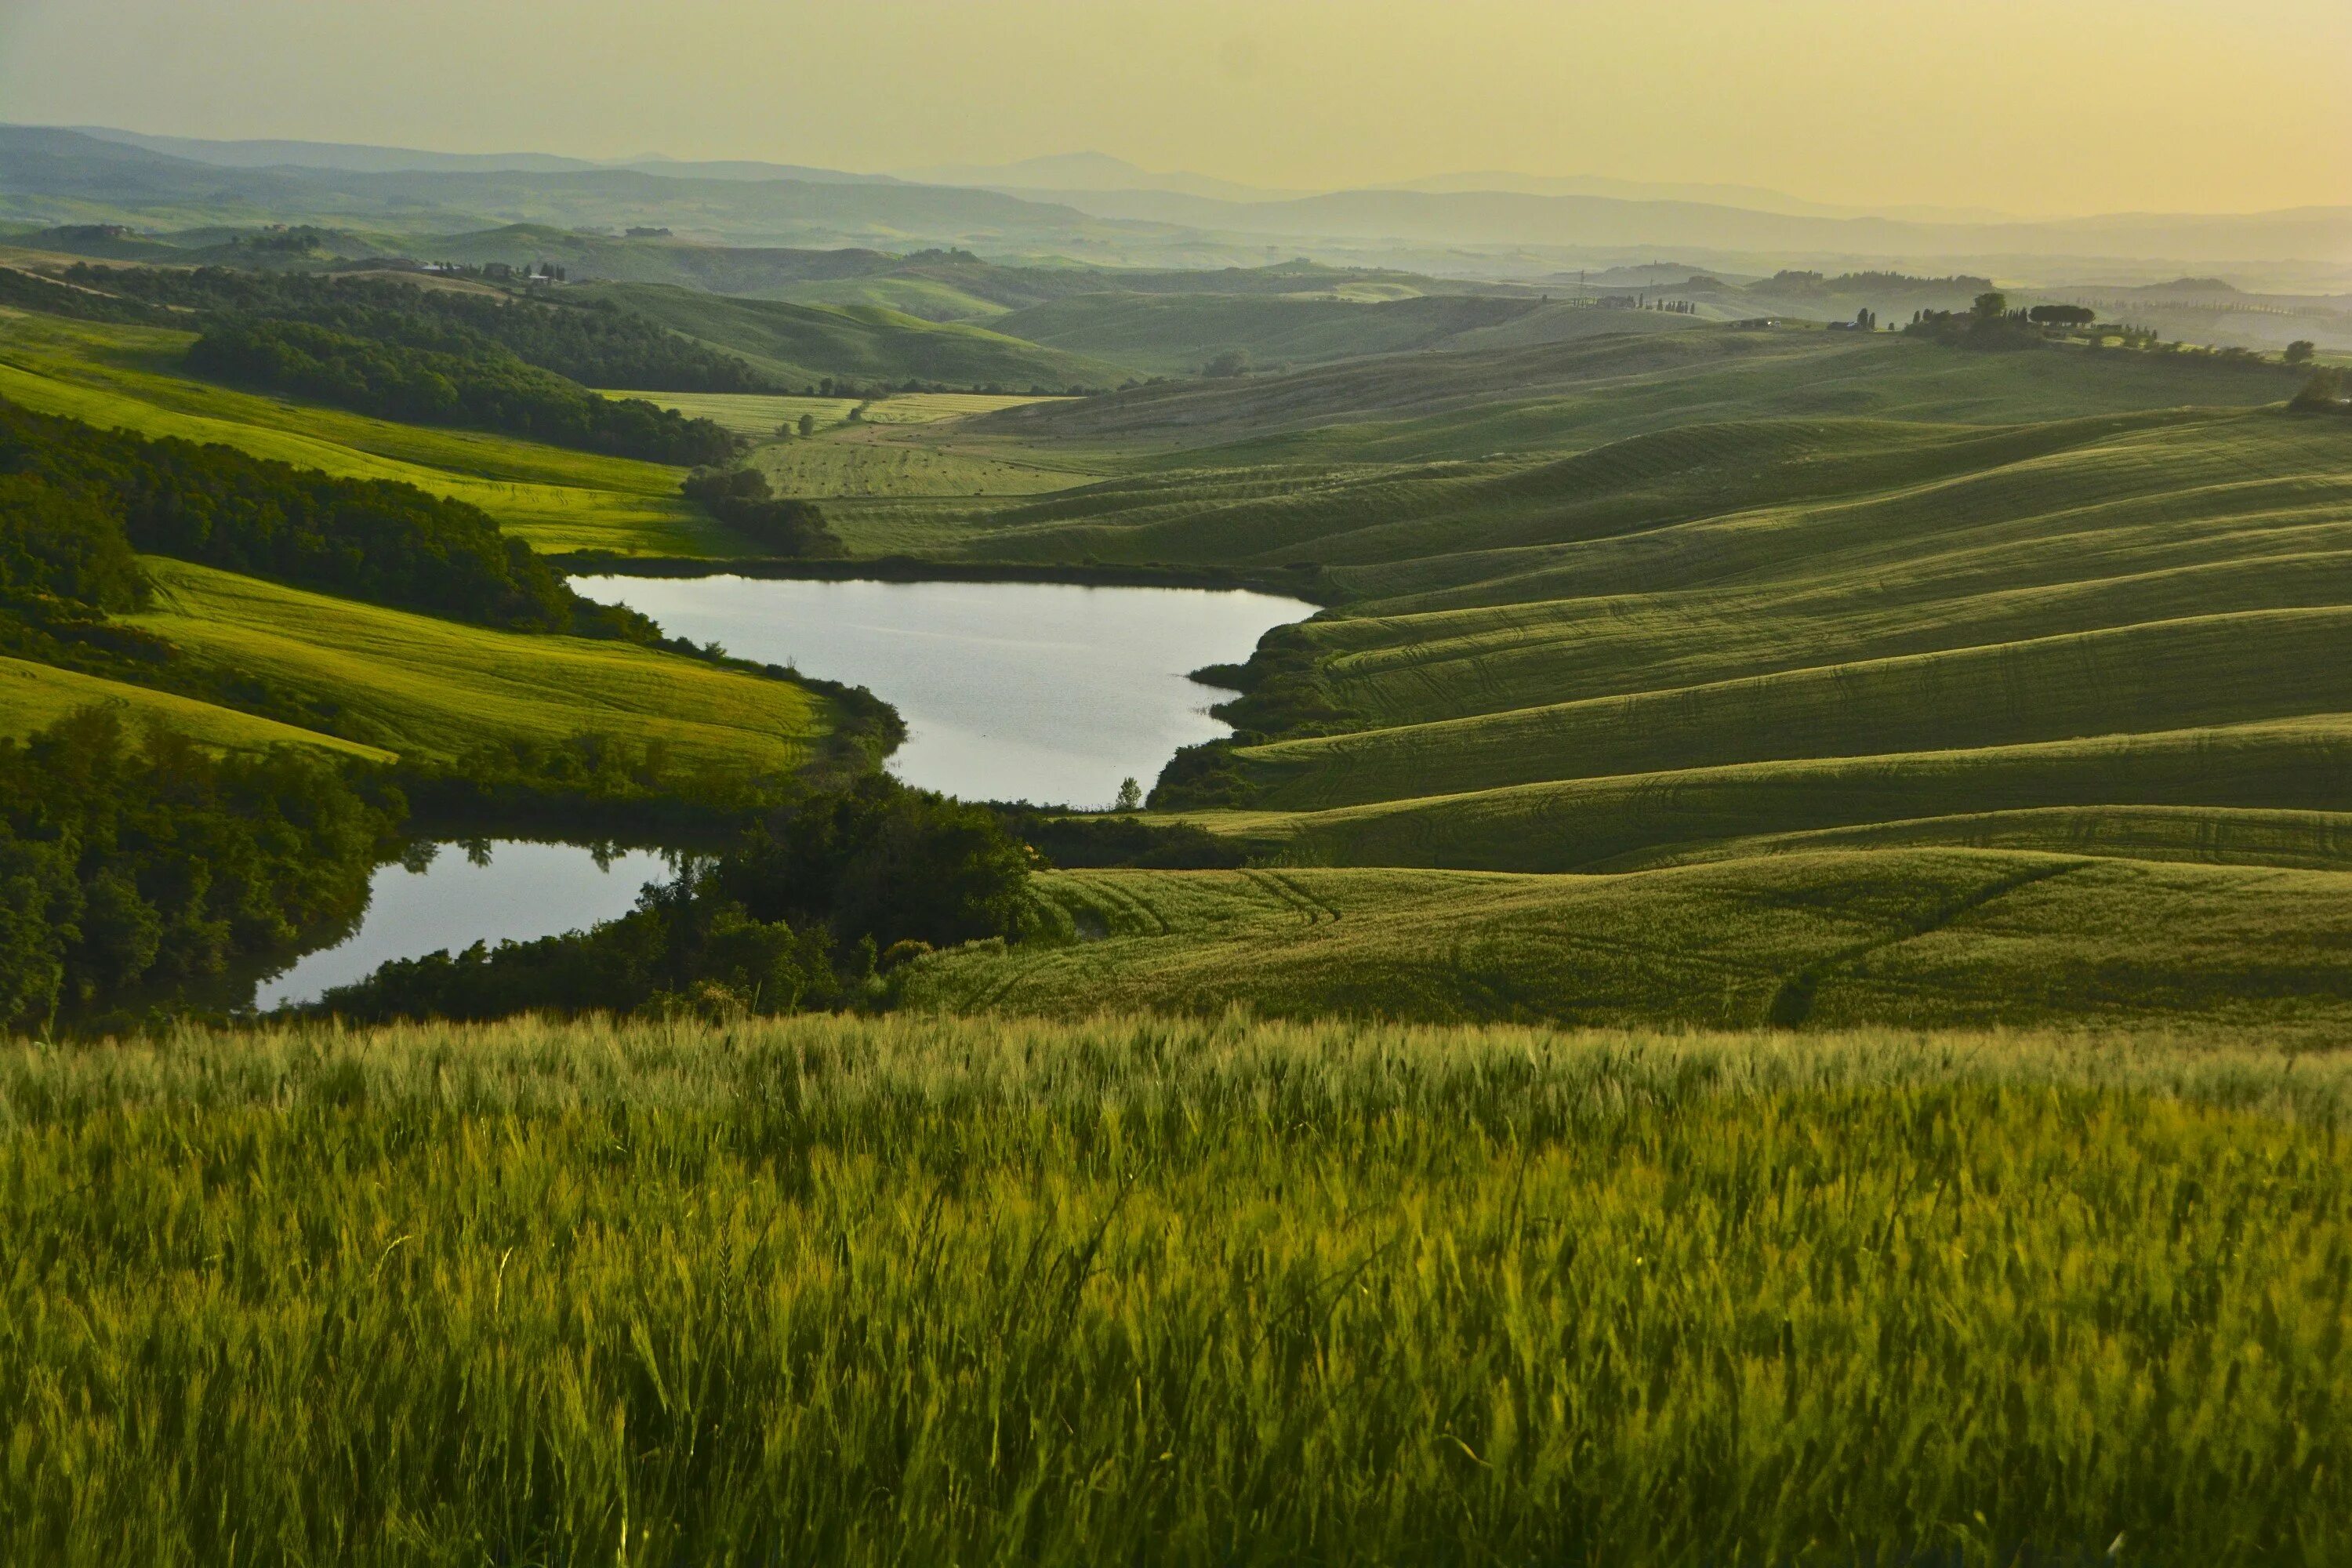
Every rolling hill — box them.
[852,328,2352,905]
[575,281,1127,390]
[902,852,2352,1036]
[989,292,1697,376]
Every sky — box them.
[2,0,2345,217]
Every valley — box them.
[2,78,2350,1559]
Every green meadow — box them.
[126,557,834,768]
[0,310,728,554]
[861,334,2350,895]
[903,850,2352,1036]
[0,654,391,760]
[6,1011,2351,1564]
[575,281,1126,392]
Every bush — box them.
[0,706,398,1029]
[0,395,652,641]
[315,778,1033,1022]
[682,466,844,556]
[188,318,740,466]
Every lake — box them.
[572,575,1312,806]
[255,840,673,1011]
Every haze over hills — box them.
[9,125,2347,291]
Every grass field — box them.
[888,339,2352,877]
[903,851,2352,1036]
[575,281,1126,392]
[0,655,393,760]
[124,557,834,768]
[0,310,732,555]
[5,1011,2350,1564]
[991,290,1704,376]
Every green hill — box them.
[576,281,1127,391]
[902,851,2352,1036]
[0,310,728,555]
[127,556,835,769]
[851,330,2350,890]
[989,292,1701,376]
[971,324,2306,455]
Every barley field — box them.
[3,1010,2350,1565]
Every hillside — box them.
[904,852,2352,1036]
[970,324,2307,452]
[0,310,728,554]
[807,328,2352,909]
[576,281,1127,391]
[989,292,1694,376]
[127,557,833,769]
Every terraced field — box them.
[904,851,2352,1036]
[126,557,835,768]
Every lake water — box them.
[255,840,673,1010]
[572,576,1312,806]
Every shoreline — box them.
[551,551,1345,605]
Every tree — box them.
[1114,777,1142,812]
[2026,304,2096,329]
[1202,349,1251,379]
[2291,368,2347,411]
[797,412,817,437]
[1972,291,2008,321]
[2285,340,2317,366]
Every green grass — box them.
[600,390,1069,438]
[575,281,1126,391]
[0,310,731,555]
[601,389,865,437]
[910,367,2352,878]
[125,557,833,768]
[0,655,392,760]
[1203,716,2352,874]
[6,1011,2351,1564]
[904,850,2352,1035]
[757,274,1015,321]
[972,327,2309,459]
[990,291,1703,376]
[752,430,1101,499]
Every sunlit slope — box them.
[125,557,833,769]
[578,282,1126,391]
[1025,401,2350,871]
[971,326,2306,456]
[1242,609,2352,810]
[0,655,393,760]
[989,292,1701,376]
[0,312,727,554]
[902,854,2352,1036]
[1205,717,2352,872]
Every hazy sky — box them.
[3,0,2345,216]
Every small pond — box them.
[256,840,673,1011]
[572,575,1313,806]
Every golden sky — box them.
[3,0,2345,216]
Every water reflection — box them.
[256,840,673,1010]
[573,576,1312,807]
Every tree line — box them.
[0,707,399,1033]
[63,265,776,394]
[186,318,739,466]
[0,396,651,639]
[313,776,1034,1024]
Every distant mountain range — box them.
[6,125,2346,288]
